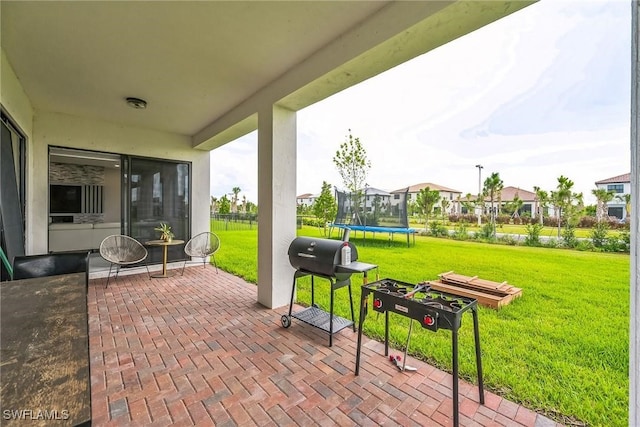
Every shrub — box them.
[428,221,448,237]
[452,221,469,240]
[575,240,595,251]
[477,223,495,240]
[561,225,578,248]
[524,223,543,246]
[578,216,597,228]
[495,215,511,225]
[590,222,609,248]
[498,234,519,246]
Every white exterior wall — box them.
[2,52,210,255]
[257,105,296,309]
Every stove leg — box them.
[452,328,459,427]
[402,319,413,371]
[355,293,367,375]
[348,282,356,332]
[311,276,315,307]
[472,308,485,404]
[384,310,389,356]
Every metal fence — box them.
[210,213,258,231]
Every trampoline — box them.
[332,187,416,247]
[332,224,416,247]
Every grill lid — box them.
[288,237,358,277]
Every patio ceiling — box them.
[1,1,533,149]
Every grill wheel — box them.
[281,314,291,328]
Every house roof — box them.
[296,193,314,199]
[364,187,391,196]
[499,186,537,202]
[595,173,631,185]
[465,186,537,202]
[392,182,462,194]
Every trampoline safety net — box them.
[334,188,409,228]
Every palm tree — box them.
[231,186,241,214]
[616,193,632,222]
[483,172,503,236]
[210,196,218,214]
[551,175,583,238]
[591,188,615,222]
[440,198,450,223]
[533,186,548,226]
[508,195,524,219]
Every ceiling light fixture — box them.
[125,97,147,109]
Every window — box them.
[607,207,623,219]
[607,184,624,193]
[394,194,400,200]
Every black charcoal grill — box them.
[287,236,357,278]
[281,237,360,346]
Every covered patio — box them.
[89,265,560,426]
[1,1,638,425]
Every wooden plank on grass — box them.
[427,280,506,309]
[433,271,523,309]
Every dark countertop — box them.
[0,273,91,426]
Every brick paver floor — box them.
[88,266,562,426]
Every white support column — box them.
[257,104,297,309]
[630,1,639,425]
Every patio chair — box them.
[182,232,220,275]
[99,235,149,288]
[12,251,91,287]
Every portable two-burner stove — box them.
[355,278,485,427]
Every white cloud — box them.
[212,0,631,207]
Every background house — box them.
[595,173,631,220]
[393,182,462,215]
[497,186,538,218]
[296,193,317,209]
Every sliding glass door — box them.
[124,157,190,264]
[0,115,26,280]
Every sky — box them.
[210,0,631,206]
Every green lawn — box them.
[213,224,630,427]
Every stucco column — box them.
[257,104,296,309]
[630,1,639,425]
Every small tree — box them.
[616,193,632,222]
[218,194,231,214]
[592,188,615,222]
[533,186,548,226]
[551,175,583,244]
[210,196,218,214]
[312,181,338,236]
[462,193,476,215]
[230,186,241,214]
[415,187,440,226]
[333,130,371,224]
[440,198,450,223]
[483,172,503,237]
